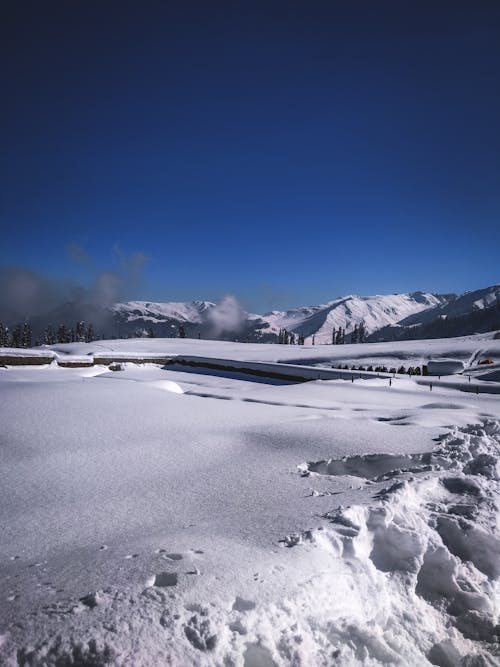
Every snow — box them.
[1,335,500,665]
[260,292,446,342]
[112,300,215,323]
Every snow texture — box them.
[0,336,499,665]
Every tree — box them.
[11,324,22,348]
[22,322,32,348]
[86,324,94,343]
[57,324,68,344]
[351,324,359,344]
[75,321,86,343]
[178,324,186,338]
[358,322,366,344]
[332,327,337,345]
[0,322,6,347]
[148,327,155,338]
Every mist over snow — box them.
[207,295,246,337]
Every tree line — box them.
[0,321,96,348]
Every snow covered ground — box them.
[1,335,499,665]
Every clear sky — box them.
[1,1,499,312]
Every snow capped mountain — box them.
[259,292,448,343]
[399,284,500,327]
[112,300,215,324]
[109,291,457,342]
[7,284,497,344]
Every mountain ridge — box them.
[2,284,499,344]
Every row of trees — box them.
[350,322,367,343]
[43,321,95,345]
[278,329,306,345]
[0,321,96,348]
[277,322,368,346]
[332,363,428,376]
[332,323,367,344]
[0,322,32,348]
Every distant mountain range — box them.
[3,283,500,344]
[109,284,500,343]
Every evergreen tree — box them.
[44,324,55,345]
[358,321,366,343]
[22,322,32,348]
[75,321,86,343]
[178,324,186,338]
[332,327,336,345]
[148,327,155,338]
[57,323,68,344]
[0,322,6,347]
[12,324,22,348]
[86,324,94,342]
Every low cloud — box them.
[207,295,246,337]
[0,245,148,332]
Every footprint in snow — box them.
[232,596,256,612]
[146,572,178,588]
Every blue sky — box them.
[1,1,499,312]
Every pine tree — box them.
[86,324,94,342]
[358,322,366,344]
[75,321,86,343]
[332,327,336,345]
[178,324,186,338]
[148,327,155,338]
[57,324,67,344]
[22,322,32,348]
[351,324,358,344]
[12,324,22,347]
[0,322,6,347]
[45,324,55,345]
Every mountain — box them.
[370,284,500,342]
[2,284,499,345]
[259,292,448,344]
[110,285,500,343]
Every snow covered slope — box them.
[260,292,447,343]
[1,337,500,664]
[110,291,451,342]
[4,283,500,343]
[374,284,500,342]
[112,300,214,324]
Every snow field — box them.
[0,337,499,665]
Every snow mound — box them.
[3,422,499,665]
[314,420,500,663]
